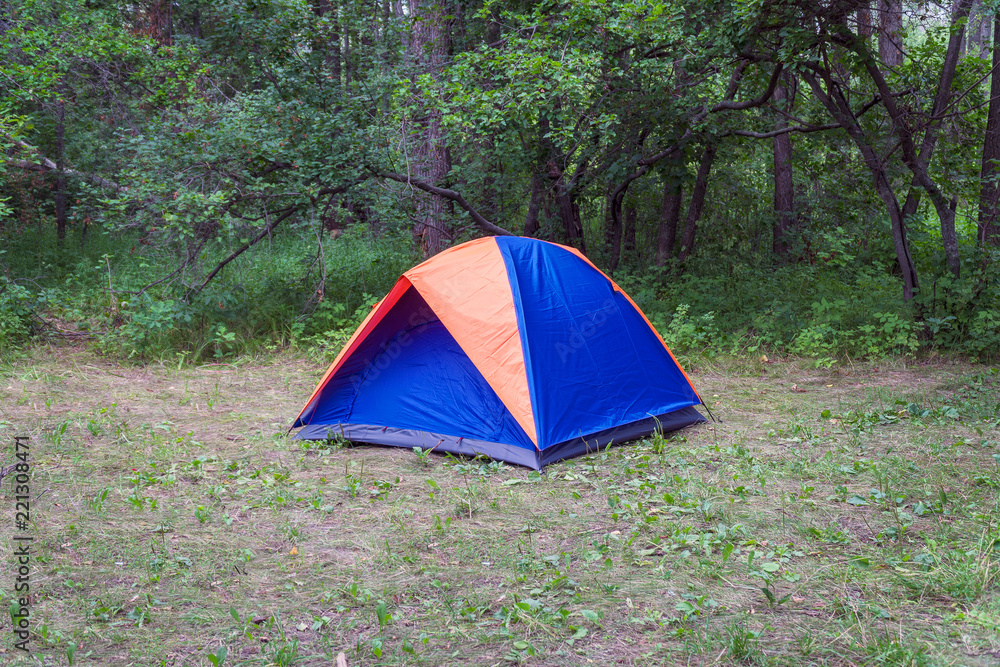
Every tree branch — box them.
[731,123,839,138]
[710,63,783,112]
[185,207,298,299]
[376,171,514,236]
[183,176,367,297]
[4,136,123,191]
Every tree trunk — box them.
[772,77,798,260]
[968,2,990,58]
[677,143,718,264]
[524,171,543,236]
[803,69,919,300]
[539,110,587,252]
[409,0,450,255]
[623,201,636,261]
[655,151,684,266]
[978,11,992,58]
[555,188,584,251]
[343,29,352,85]
[607,189,623,272]
[312,0,341,85]
[545,160,586,251]
[54,100,67,247]
[877,0,903,66]
[979,15,1000,246]
[857,2,873,38]
[330,17,342,85]
[656,179,682,266]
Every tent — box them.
[292,236,705,469]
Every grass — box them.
[0,347,998,665]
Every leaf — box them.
[580,609,600,622]
[847,495,869,506]
[207,645,226,666]
[869,605,891,619]
[761,562,780,572]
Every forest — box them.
[2,0,999,363]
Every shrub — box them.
[851,312,919,357]
[656,304,722,357]
[96,295,196,359]
[0,277,40,351]
[299,296,378,361]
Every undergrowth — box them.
[2,223,999,364]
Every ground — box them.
[0,347,998,666]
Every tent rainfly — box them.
[293,236,706,469]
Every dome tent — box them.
[292,236,706,469]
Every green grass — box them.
[0,348,998,665]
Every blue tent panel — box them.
[295,285,436,427]
[495,236,701,450]
[295,286,535,454]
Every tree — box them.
[772,74,798,260]
[655,151,684,265]
[877,0,904,67]
[979,13,1000,246]
[1,0,150,242]
[756,0,977,296]
[406,0,452,255]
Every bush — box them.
[916,258,1000,359]
[0,277,40,351]
[851,312,919,357]
[298,296,379,361]
[96,295,196,359]
[654,304,723,358]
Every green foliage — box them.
[3,0,1000,365]
[0,276,40,350]
[723,623,763,664]
[916,257,1000,357]
[656,304,722,357]
[635,268,943,362]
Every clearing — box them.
[0,348,998,666]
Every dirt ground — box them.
[0,346,998,666]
